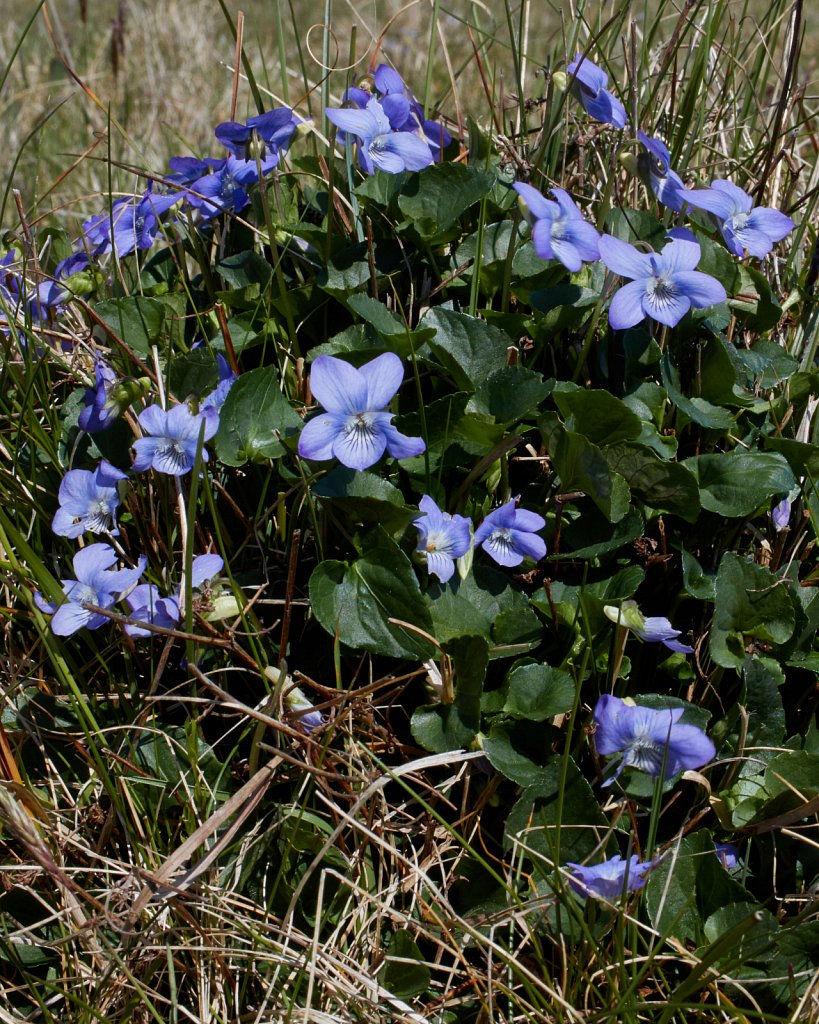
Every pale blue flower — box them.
[599,231,727,329]
[603,600,693,654]
[124,553,223,638]
[684,179,794,259]
[772,497,791,532]
[513,182,600,271]
[325,97,434,175]
[414,495,472,583]
[567,55,627,128]
[593,694,716,784]
[298,353,425,470]
[52,461,128,538]
[34,543,146,636]
[474,499,546,568]
[132,403,219,476]
[634,132,691,212]
[566,853,656,900]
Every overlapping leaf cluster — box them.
[0,12,818,1020]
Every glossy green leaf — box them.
[686,451,794,518]
[309,533,435,660]
[710,553,797,668]
[214,366,302,466]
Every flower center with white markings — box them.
[85,499,113,533]
[156,440,191,473]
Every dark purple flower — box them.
[593,694,716,784]
[52,460,128,538]
[684,180,794,259]
[513,182,600,271]
[132,403,220,476]
[167,155,226,185]
[567,55,627,129]
[34,543,146,636]
[474,499,546,568]
[715,841,740,870]
[599,231,727,329]
[298,353,425,470]
[414,496,472,583]
[566,853,656,899]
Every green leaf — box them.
[94,294,180,358]
[382,929,431,998]
[646,830,754,946]
[469,365,551,423]
[710,553,797,668]
[540,414,630,522]
[318,239,402,297]
[309,532,435,660]
[411,635,487,752]
[216,250,273,306]
[420,306,509,390]
[214,366,302,466]
[504,757,608,866]
[494,661,576,721]
[397,163,495,242]
[686,451,794,518]
[681,547,716,600]
[312,467,416,531]
[169,348,221,400]
[427,565,540,655]
[481,721,556,786]
[552,383,643,446]
[661,354,735,429]
[552,507,644,559]
[604,207,667,248]
[604,443,700,521]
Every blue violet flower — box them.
[593,694,716,784]
[52,461,128,538]
[684,179,794,259]
[414,495,472,583]
[298,353,425,470]
[566,55,627,128]
[474,499,546,568]
[325,97,434,175]
[599,230,727,329]
[513,182,600,271]
[34,543,146,636]
[566,853,656,900]
[132,403,220,476]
